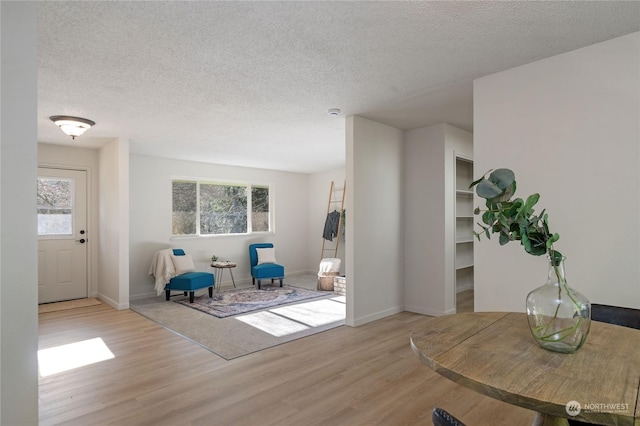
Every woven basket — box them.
[317,271,338,291]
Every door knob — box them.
[75,238,86,244]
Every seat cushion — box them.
[167,272,214,291]
[251,263,284,279]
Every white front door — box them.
[37,168,88,303]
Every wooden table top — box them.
[410,312,640,426]
[211,261,236,268]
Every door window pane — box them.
[37,177,73,236]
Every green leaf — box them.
[499,233,510,245]
[476,179,504,199]
[522,193,540,215]
[521,233,532,252]
[469,170,492,189]
[488,169,515,191]
[482,210,493,225]
[496,182,516,202]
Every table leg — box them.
[531,413,569,426]
[216,268,225,293]
[229,268,236,288]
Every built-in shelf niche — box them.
[455,156,474,301]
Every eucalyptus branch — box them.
[469,169,562,261]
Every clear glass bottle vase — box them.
[526,255,591,353]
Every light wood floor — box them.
[38,303,534,425]
[457,289,474,313]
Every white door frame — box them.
[37,165,94,301]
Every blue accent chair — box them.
[165,249,215,303]
[249,243,284,290]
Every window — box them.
[172,179,271,236]
[37,177,73,236]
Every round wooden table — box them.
[410,312,640,426]
[211,261,236,292]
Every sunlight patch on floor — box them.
[236,311,310,336]
[236,298,346,337]
[38,337,115,377]
[271,299,345,327]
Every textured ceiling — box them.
[37,1,640,174]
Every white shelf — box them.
[455,157,474,191]
[456,263,474,270]
[456,191,473,217]
[456,219,474,244]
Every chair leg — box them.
[258,279,261,290]
[208,286,213,298]
[165,289,170,301]
[189,291,195,303]
[279,278,283,287]
[252,277,255,286]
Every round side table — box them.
[211,261,236,292]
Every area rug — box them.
[129,274,345,360]
[175,285,326,318]
[38,297,101,314]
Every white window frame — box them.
[171,177,274,238]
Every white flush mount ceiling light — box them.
[328,108,341,116]
[49,115,95,140]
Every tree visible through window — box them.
[172,179,270,236]
[200,183,247,235]
[251,186,269,232]
[37,177,73,235]
[172,181,197,235]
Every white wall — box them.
[404,123,472,316]
[404,124,445,315]
[308,168,346,274]
[346,116,404,326]
[0,2,39,423]
[474,32,640,311]
[98,138,130,309]
[38,144,100,298]
[129,155,310,299]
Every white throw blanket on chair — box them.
[148,249,177,296]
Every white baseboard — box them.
[98,292,129,310]
[404,304,451,317]
[347,305,404,327]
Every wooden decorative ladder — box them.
[320,180,346,261]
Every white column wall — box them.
[346,116,404,326]
[474,32,640,311]
[98,138,130,309]
[0,2,39,423]
[404,124,446,315]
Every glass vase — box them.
[526,255,591,353]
